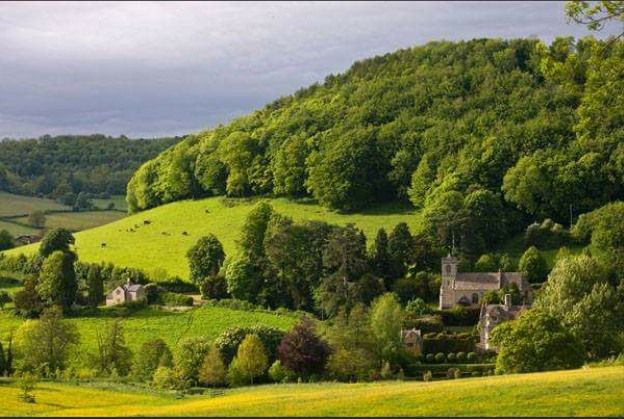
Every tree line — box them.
[0,134,181,199]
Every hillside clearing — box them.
[0,366,621,416]
[12,211,125,233]
[4,197,421,279]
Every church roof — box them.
[453,272,524,290]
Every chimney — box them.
[504,293,512,310]
[126,278,131,286]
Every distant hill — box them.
[0,134,182,200]
[125,37,624,260]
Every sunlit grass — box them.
[0,366,621,416]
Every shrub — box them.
[152,366,176,389]
[437,306,480,326]
[200,275,229,300]
[216,326,285,365]
[402,314,444,333]
[466,352,476,363]
[404,298,432,317]
[471,371,481,377]
[158,278,199,293]
[277,318,330,378]
[434,353,445,363]
[446,353,456,363]
[423,331,475,354]
[160,292,194,307]
[447,367,461,379]
[423,371,432,382]
[425,353,435,363]
[268,360,291,383]
[198,345,227,387]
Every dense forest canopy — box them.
[127,37,623,255]
[0,135,181,198]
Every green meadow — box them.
[0,366,622,416]
[0,305,297,360]
[5,197,422,279]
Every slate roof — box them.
[453,272,525,291]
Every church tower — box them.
[439,254,458,309]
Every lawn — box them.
[12,211,125,233]
[4,197,422,279]
[0,366,621,416]
[0,220,39,237]
[0,192,69,217]
[0,305,297,362]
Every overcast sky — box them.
[0,1,619,139]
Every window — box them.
[445,264,451,274]
[472,293,479,304]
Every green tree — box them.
[369,228,392,281]
[535,254,622,359]
[39,228,75,258]
[86,265,104,307]
[16,306,79,374]
[518,246,549,284]
[474,254,499,272]
[187,234,226,285]
[229,334,268,385]
[175,337,212,386]
[0,290,11,310]
[92,319,133,376]
[369,293,403,368]
[239,202,273,260]
[131,338,172,382]
[565,1,624,33]
[37,251,77,310]
[388,223,414,280]
[491,309,585,373]
[12,277,44,318]
[27,211,46,229]
[224,255,263,304]
[199,344,227,387]
[0,230,14,251]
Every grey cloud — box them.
[0,1,619,139]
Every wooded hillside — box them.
[124,37,621,257]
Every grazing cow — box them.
[182,231,188,236]
[144,220,151,225]
[101,243,107,248]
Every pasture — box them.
[0,366,622,416]
[12,211,125,233]
[0,305,296,362]
[4,197,422,279]
[0,192,69,218]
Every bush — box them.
[437,306,480,326]
[423,331,476,354]
[466,352,476,362]
[446,353,456,363]
[471,371,481,377]
[425,353,435,363]
[200,275,229,300]
[268,360,292,383]
[216,326,285,366]
[456,352,466,362]
[158,278,199,294]
[434,353,445,363]
[404,298,432,317]
[152,366,177,389]
[447,367,461,379]
[422,371,432,382]
[160,292,194,307]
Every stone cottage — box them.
[401,328,423,356]
[106,280,146,306]
[438,255,530,310]
[478,294,527,351]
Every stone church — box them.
[438,255,530,310]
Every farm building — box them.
[106,280,146,306]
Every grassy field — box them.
[0,220,39,237]
[0,305,297,362]
[12,211,125,233]
[0,366,621,416]
[4,197,422,279]
[0,192,69,217]
[92,196,128,212]
[500,233,585,269]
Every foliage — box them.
[186,234,225,285]
[27,211,46,229]
[198,344,227,387]
[369,293,403,367]
[39,228,75,258]
[525,219,570,249]
[12,277,44,318]
[175,337,212,386]
[534,254,623,359]
[404,297,432,317]
[215,326,285,366]
[16,306,79,375]
[92,319,133,376]
[518,246,549,283]
[277,317,330,378]
[491,309,585,373]
[0,290,12,310]
[200,275,229,300]
[422,332,476,355]
[131,338,172,382]
[229,334,268,385]
[0,229,14,251]
[0,135,180,199]
[37,250,78,310]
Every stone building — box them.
[478,294,526,351]
[106,280,146,306]
[401,328,423,356]
[438,255,530,310]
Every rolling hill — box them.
[0,366,622,416]
[4,197,421,279]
